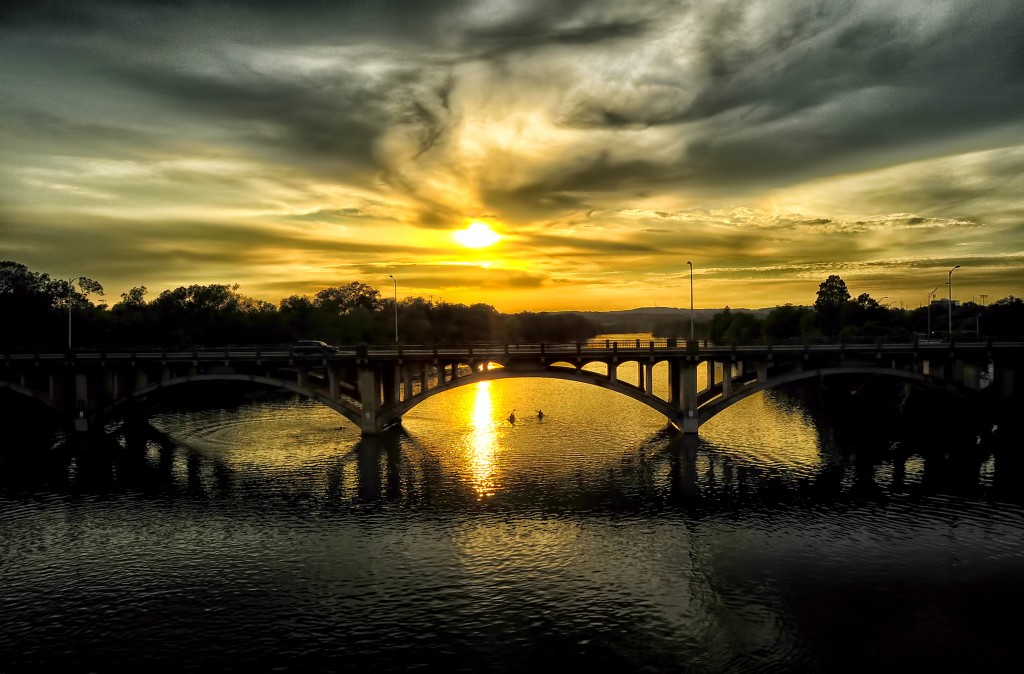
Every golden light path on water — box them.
[468,381,499,497]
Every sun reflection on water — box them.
[468,381,500,498]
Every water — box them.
[2,339,1022,673]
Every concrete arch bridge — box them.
[2,339,1020,436]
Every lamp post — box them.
[388,275,398,343]
[67,276,84,349]
[947,264,960,339]
[926,284,941,338]
[686,261,694,341]
[64,275,102,350]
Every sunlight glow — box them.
[454,221,501,248]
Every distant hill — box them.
[546,306,780,333]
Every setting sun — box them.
[454,222,501,248]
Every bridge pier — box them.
[679,362,699,434]
[357,365,383,434]
[74,371,90,433]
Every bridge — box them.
[2,339,1021,437]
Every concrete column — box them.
[357,365,381,433]
[296,364,309,388]
[420,364,428,394]
[328,365,340,400]
[134,369,148,392]
[994,364,1014,401]
[609,360,618,383]
[645,362,654,396]
[953,359,965,384]
[75,371,90,433]
[104,367,117,399]
[385,363,400,404]
[757,362,769,383]
[961,362,982,390]
[682,364,698,414]
[403,368,413,401]
[637,361,645,391]
[722,363,733,399]
[678,363,699,434]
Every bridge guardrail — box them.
[2,338,1018,360]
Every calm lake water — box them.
[2,336,1022,672]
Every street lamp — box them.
[63,275,103,350]
[388,275,398,343]
[947,264,960,339]
[926,284,941,338]
[686,261,694,341]
[67,276,85,349]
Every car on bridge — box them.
[292,340,339,354]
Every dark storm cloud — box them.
[556,0,1024,188]
[0,0,466,185]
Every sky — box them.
[1,0,1022,312]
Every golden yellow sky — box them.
[1,1,1021,311]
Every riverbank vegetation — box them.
[654,274,1023,342]
[2,260,1021,348]
[0,260,599,347]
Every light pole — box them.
[926,284,941,338]
[64,275,102,350]
[388,275,398,343]
[686,261,694,341]
[67,276,84,349]
[947,264,960,339]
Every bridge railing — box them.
[2,337,1017,360]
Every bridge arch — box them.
[98,374,364,428]
[699,366,978,424]
[0,381,64,416]
[378,365,681,429]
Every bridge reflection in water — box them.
[12,379,1011,512]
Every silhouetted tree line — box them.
[0,260,601,348]
[653,274,1024,341]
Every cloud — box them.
[1,1,1022,311]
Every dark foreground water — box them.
[2,364,1023,672]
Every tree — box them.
[762,304,814,339]
[814,275,851,309]
[314,282,382,315]
[814,275,851,337]
[983,296,1024,337]
[117,286,148,308]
